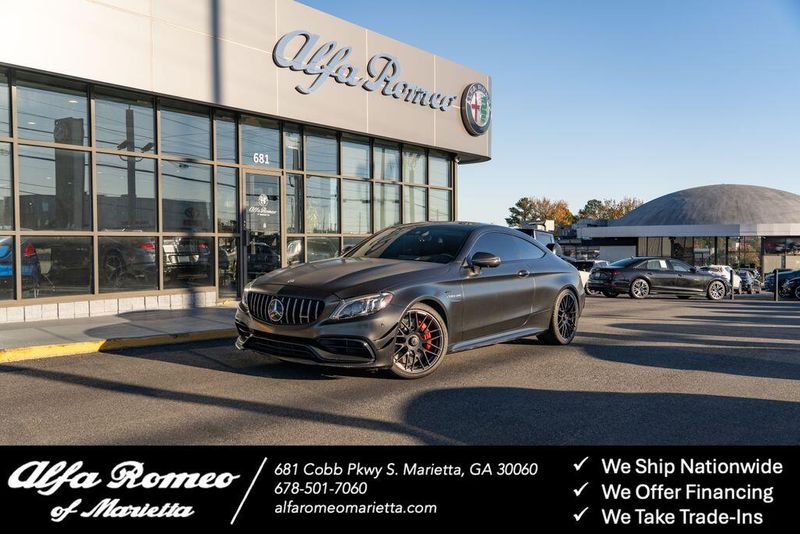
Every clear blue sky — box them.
[303,0,800,224]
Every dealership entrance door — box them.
[243,172,282,286]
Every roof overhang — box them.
[578,223,800,239]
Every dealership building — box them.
[0,0,491,323]
[576,184,800,273]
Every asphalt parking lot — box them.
[1,294,798,445]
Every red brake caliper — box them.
[418,321,433,350]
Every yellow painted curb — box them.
[0,328,237,364]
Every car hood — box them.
[250,257,449,298]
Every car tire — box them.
[390,303,448,379]
[602,291,617,298]
[629,278,650,299]
[706,280,726,300]
[794,286,800,300]
[539,289,579,345]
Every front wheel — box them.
[539,289,579,345]
[794,286,800,300]
[707,280,726,300]
[390,304,448,379]
[630,278,650,299]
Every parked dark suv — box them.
[235,222,584,378]
[587,257,729,300]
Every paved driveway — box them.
[1,295,798,445]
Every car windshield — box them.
[609,257,641,268]
[346,225,473,264]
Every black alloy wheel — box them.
[391,304,448,379]
[539,289,579,345]
[630,278,650,299]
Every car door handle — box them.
[517,269,530,278]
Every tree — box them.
[506,197,575,228]
[577,199,604,220]
[576,197,643,221]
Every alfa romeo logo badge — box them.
[258,193,269,206]
[268,298,284,322]
[461,82,491,136]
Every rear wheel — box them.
[707,280,726,300]
[794,285,800,300]
[390,304,448,379]
[630,278,650,299]
[539,289,579,345]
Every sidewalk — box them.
[0,306,237,363]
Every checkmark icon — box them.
[574,506,589,522]
[573,481,589,496]
[574,456,590,471]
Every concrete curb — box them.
[0,328,237,364]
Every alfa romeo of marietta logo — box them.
[258,193,269,206]
[461,82,491,136]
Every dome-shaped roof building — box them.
[611,185,800,227]
[577,184,800,271]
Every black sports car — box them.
[235,222,585,378]
[587,257,729,300]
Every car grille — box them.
[317,338,374,360]
[244,333,316,360]
[247,292,324,325]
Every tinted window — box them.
[307,236,340,262]
[98,237,158,292]
[306,176,338,233]
[0,71,8,136]
[349,225,472,264]
[404,186,426,223]
[286,174,303,233]
[21,236,93,298]
[471,233,535,262]
[306,129,338,174]
[241,115,280,168]
[402,146,426,184]
[94,89,154,152]
[163,236,214,288]
[0,235,13,300]
[373,141,399,181]
[669,260,692,272]
[374,183,400,231]
[341,134,370,178]
[0,143,11,229]
[641,259,666,270]
[216,167,238,233]
[17,76,88,145]
[96,153,156,231]
[161,161,212,232]
[18,146,91,230]
[218,236,239,297]
[342,179,370,234]
[429,151,451,187]
[160,103,211,159]
[284,124,302,171]
[215,112,237,162]
[609,257,641,268]
[429,189,451,221]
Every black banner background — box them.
[0,447,797,531]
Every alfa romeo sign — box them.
[461,82,491,136]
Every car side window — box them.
[669,260,691,272]
[514,236,546,260]
[642,259,663,270]
[470,233,528,262]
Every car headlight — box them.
[330,292,394,320]
[240,283,253,312]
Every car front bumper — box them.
[234,303,404,369]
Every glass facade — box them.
[0,67,455,305]
[637,236,768,271]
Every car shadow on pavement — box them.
[94,338,390,381]
[403,387,800,445]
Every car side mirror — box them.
[471,251,501,269]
